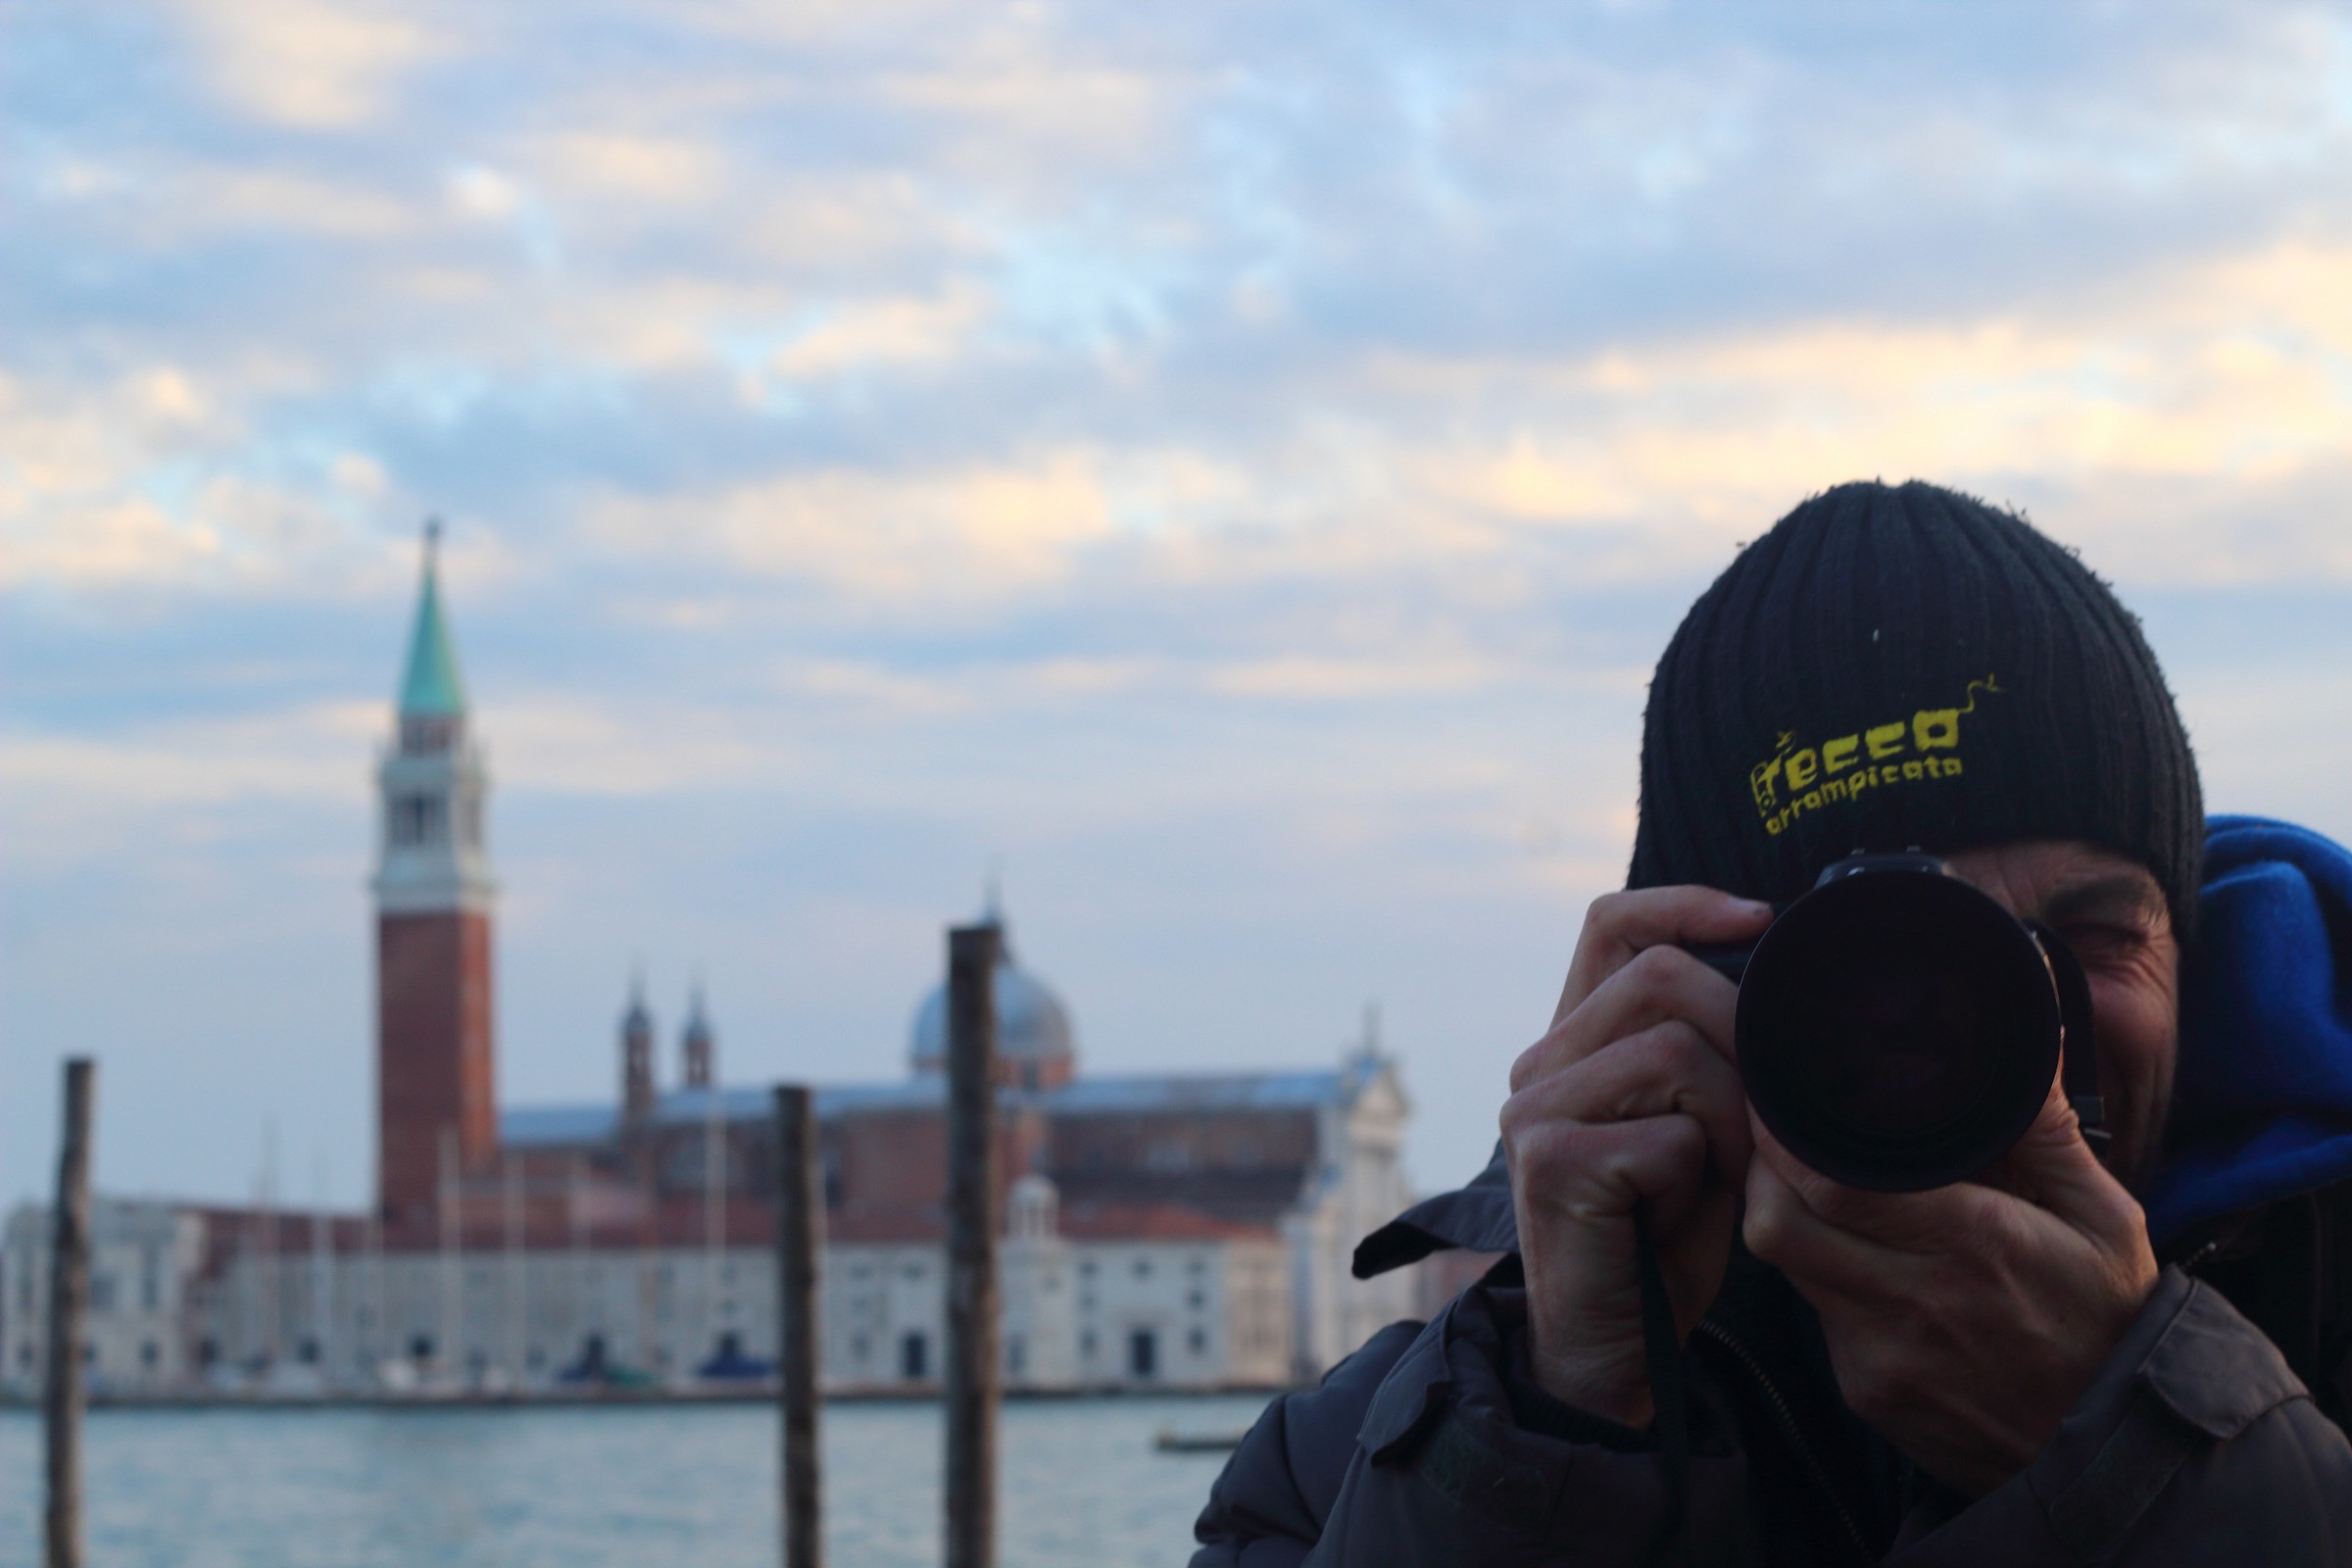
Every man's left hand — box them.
[1742,1073,2161,1496]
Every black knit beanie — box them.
[1628,480,2204,936]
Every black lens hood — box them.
[1734,856,2064,1192]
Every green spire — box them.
[398,517,467,717]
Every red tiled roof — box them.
[827,1204,947,1246]
[1054,1200,1280,1243]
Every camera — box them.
[1690,853,2103,1192]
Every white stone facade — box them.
[1289,1056,1418,1378]
[4,1185,1304,1397]
[3,1200,208,1395]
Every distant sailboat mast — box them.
[257,1119,279,1372]
[698,980,724,1367]
[309,1156,331,1378]
[438,1129,461,1386]
[365,1202,383,1379]
[503,1158,525,1383]
[569,1152,590,1370]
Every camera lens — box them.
[1738,868,2060,1191]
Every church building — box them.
[4,526,1419,1396]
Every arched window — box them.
[389,793,447,847]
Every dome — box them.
[909,945,1075,1076]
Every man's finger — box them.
[1552,886,1774,1029]
[1502,1022,1755,1185]
[1516,1111,1714,1225]
[1515,943,1741,1093]
[1983,1068,2146,1244]
[1740,1144,1888,1300]
[1744,1109,1984,1261]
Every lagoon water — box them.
[0,1394,1270,1567]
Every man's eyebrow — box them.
[2038,873,2167,927]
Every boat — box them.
[1153,1427,1248,1454]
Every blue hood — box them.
[2143,814,2352,1246]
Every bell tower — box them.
[373,520,498,1234]
[681,982,715,1090]
[621,977,658,1122]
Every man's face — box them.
[1940,838,2181,1189]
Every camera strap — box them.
[1632,1203,1690,1567]
[2029,921,2110,1151]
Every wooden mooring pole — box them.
[773,1084,823,1568]
[45,1057,95,1568]
[944,922,1002,1568]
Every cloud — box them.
[0,702,379,878]
[2,704,377,806]
[190,167,419,238]
[172,0,451,129]
[447,164,522,220]
[1203,653,1497,702]
[0,366,233,590]
[583,452,1117,602]
[0,498,224,591]
[524,130,726,207]
[765,283,992,381]
[330,451,389,497]
[492,697,793,796]
[1361,237,2352,585]
[881,29,1177,184]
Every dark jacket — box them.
[1190,1176,2352,1566]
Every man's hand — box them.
[1503,887,1775,1426]
[1743,1070,2161,1495]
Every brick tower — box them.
[373,520,498,1234]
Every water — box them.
[0,1395,1270,1567]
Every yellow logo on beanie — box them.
[1748,675,2003,837]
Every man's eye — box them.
[2059,924,2147,962]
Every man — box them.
[1192,481,2352,1564]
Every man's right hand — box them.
[1501,886,1774,1427]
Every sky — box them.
[7,0,2352,1212]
